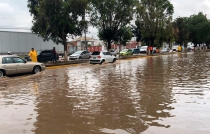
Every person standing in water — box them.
[28,48,37,62]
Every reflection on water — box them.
[0,51,210,134]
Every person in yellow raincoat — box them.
[177,45,182,52]
[28,48,37,62]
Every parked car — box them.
[89,51,116,64]
[140,46,148,53]
[109,49,118,56]
[131,48,140,54]
[172,46,178,51]
[69,50,91,60]
[0,55,45,77]
[120,49,133,56]
[160,48,170,53]
[37,50,53,62]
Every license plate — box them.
[93,57,96,59]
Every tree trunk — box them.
[64,43,68,61]
[63,36,68,61]
[107,40,111,51]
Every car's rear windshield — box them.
[141,46,147,49]
[91,51,100,55]
[74,51,82,54]
[122,49,128,52]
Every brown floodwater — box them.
[0,51,210,134]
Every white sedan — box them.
[89,51,117,64]
[0,55,45,77]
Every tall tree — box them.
[27,0,88,61]
[164,22,175,49]
[173,17,190,48]
[131,21,142,43]
[89,0,137,50]
[188,12,210,47]
[135,0,174,50]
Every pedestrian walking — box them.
[51,47,57,62]
[28,48,37,62]
[150,46,153,55]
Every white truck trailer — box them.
[0,31,64,55]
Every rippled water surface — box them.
[0,51,210,134]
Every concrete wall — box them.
[0,31,63,54]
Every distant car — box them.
[132,48,140,54]
[69,50,91,60]
[120,49,133,56]
[0,55,45,77]
[37,50,54,62]
[140,46,148,53]
[160,48,170,53]
[109,49,118,56]
[187,45,194,51]
[89,51,116,64]
[172,46,178,51]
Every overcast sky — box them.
[0,0,210,39]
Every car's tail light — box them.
[89,56,91,58]
[97,55,101,58]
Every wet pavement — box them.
[0,51,210,134]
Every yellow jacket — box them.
[178,46,182,52]
[28,50,37,62]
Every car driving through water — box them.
[0,55,45,77]
[89,51,117,64]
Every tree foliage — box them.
[187,12,210,45]
[131,21,142,43]
[173,17,189,47]
[27,0,88,60]
[135,0,174,47]
[114,26,133,46]
[89,0,137,50]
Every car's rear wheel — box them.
[112,58,116,63]
[100,59,105,65]
[33,66,41,74]
[0,70,5,77]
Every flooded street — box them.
[0,51,210,134]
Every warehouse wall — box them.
[0,31,63,54]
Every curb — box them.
[43,50,209,67]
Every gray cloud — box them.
[171,0,210,19]
[0,0,209,35]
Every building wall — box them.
[0,31,63,54]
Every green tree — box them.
[89,0,137,50]
[164,22,175,49]
[115,26,133,46]
[188,12,210,47]
[27,0,88,61]
[135,0,174,52]
[173,17,190,48]
[131,21,142,43]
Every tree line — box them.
[27,0,210,60]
